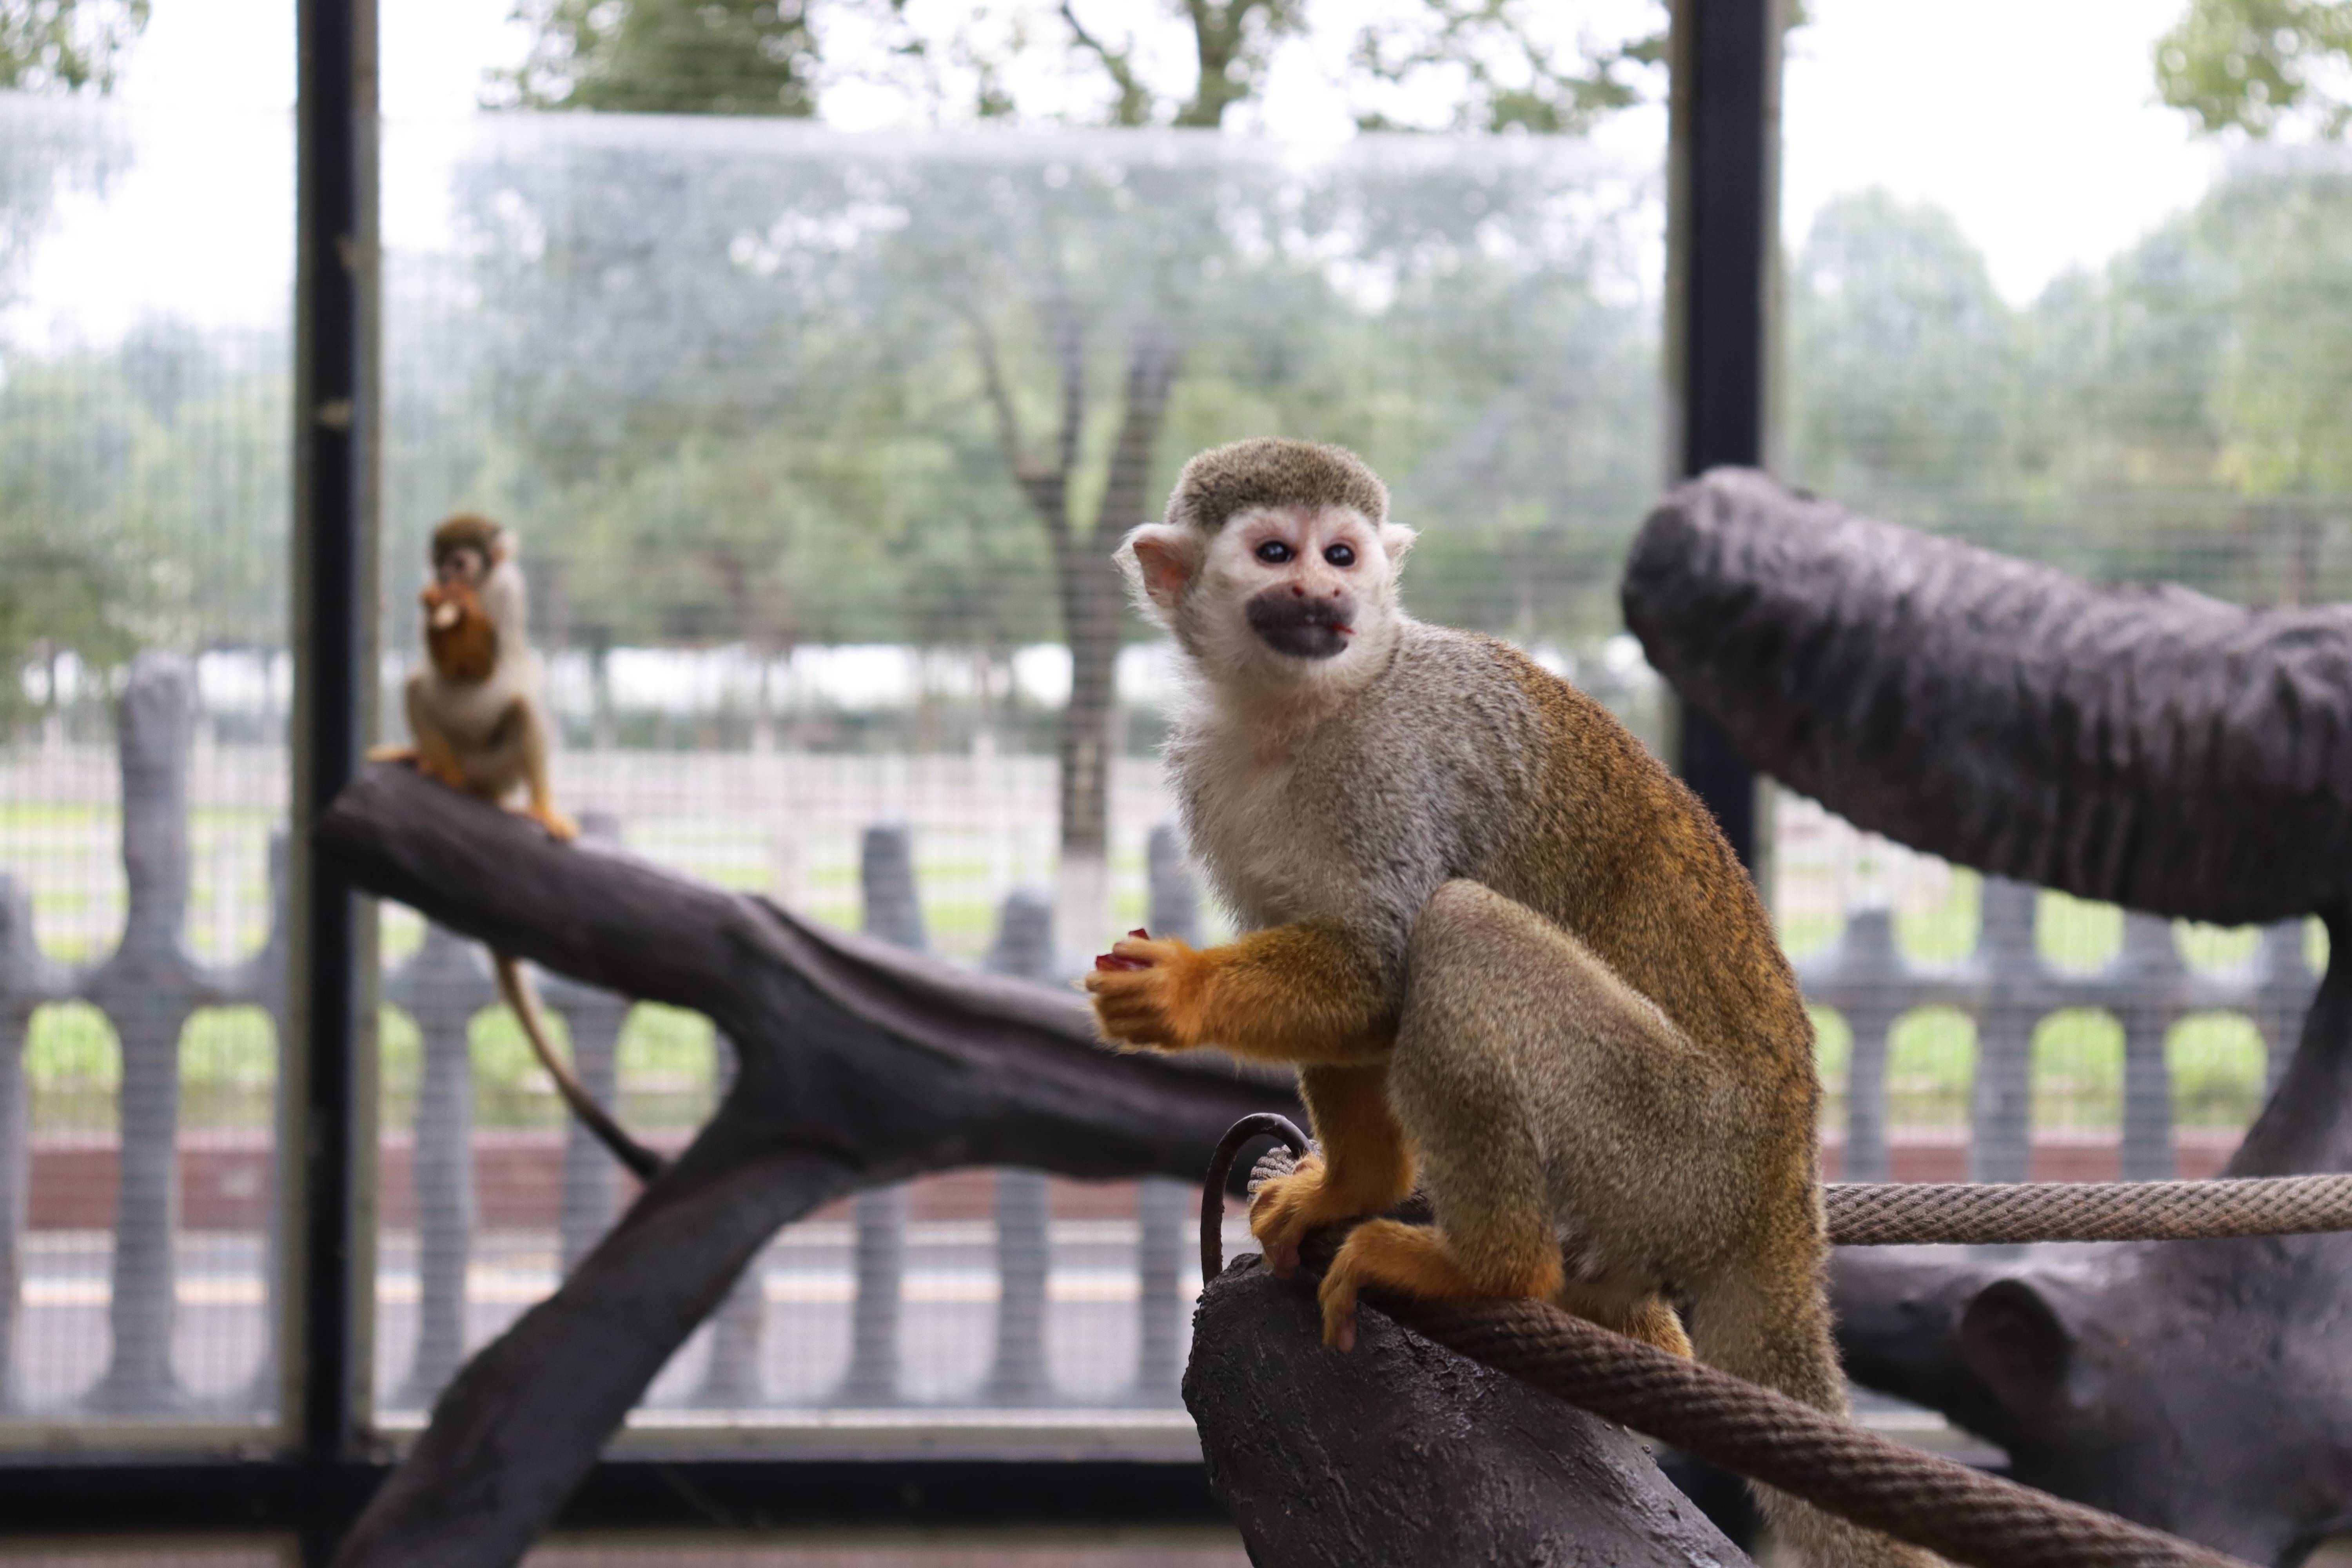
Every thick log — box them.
[316,762,1300,1568]
[1622,467,2352,926]
[1185,1255,1753,1568]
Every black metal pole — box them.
[292,0,376,1559]
[1667,0,1778,870]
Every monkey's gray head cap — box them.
[1164,438,1389,534]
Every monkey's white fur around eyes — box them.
[1117,504,1418,713]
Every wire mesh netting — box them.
[0,91,291,1428]
[1773,38,2347,1183]
[0,2,2348,1461]
[367,111,1668,1425]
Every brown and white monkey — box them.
[375,514,662,1182]
[1085,440,1936,1568]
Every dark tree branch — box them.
[1623,467,2352,927]
[316,763,1298,1568]
[1618,470,2352,1563]
[1185,1257,1753,1567]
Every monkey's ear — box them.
[1380,522,1418,570]
[1117,523,1200,616]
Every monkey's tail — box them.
[1686,1254,1949,1568]
[492,953,666,1183]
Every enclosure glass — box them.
[1775,0,2323,1178]
[370,111,1664,1434]
[0,93,294,1432]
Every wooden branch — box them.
[1623,468,2352,926]
[1186,1257,1753,1567]
[1619,472,2352,1558]
[317,762,1299,1568]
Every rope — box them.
[1826,1173,2352,1245]
[1196,1124,2352,1567]
[1377,1292,2250,1568]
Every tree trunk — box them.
[1052,333,1179,967]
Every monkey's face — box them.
[1120,505,1417,692]
[421,581,499,684]
[1230,508,1373,661]
[436,544,491,588]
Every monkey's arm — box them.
[1084,919,1393,1064]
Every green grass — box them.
[2033,1008,2122,1129]
[1888,1007,1976,1127]
[2170,1012,2266,1128]
[377,997,719,1131]
[2038,892,2123,973]
[24,1001,279,1131]
[1895,874,1980,963]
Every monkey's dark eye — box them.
[1255,541,1294,564]
[1324,544,1356,567]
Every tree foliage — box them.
[2157,0,2352,138]
[496,0,819,116]
[0,0,145,94]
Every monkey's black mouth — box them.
[1247,592,1356,660]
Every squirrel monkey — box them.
[374,514,662,1183]
[1087,441,1935,1568]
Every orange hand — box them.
[1083,935,1209,1049]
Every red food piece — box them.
[1094,928,1155,971]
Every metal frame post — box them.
[290,0,379,1557]
[1666,0,1780,869]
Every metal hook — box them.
[1200,1112,1311,1280]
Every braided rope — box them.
[1379,1292,2250,1568]
[1204,1129,2352,1567]
[1826,1173,2352,1245]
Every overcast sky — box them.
[14,0,2227,342]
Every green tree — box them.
[0,0,147,93]
[497,0,818,115]
[1785,191,2017,507]
[2157,0,2352,138]
[480,0,1664,953]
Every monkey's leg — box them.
[1388,882,1935,1568]
[1321,879,1756,1352]
[1085,920,1392,1063]
[1248,1062,1413,1278]
[507,699,578,842]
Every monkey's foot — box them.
[524,804,580,842]
[1561,1289,1693,1359]
[1249,1154,1394,1280]
[1318,1218,1559,1354]
[1082,935,1207,1050]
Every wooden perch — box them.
[1624,467,2352,926]
[316,762,1301,1568]
[1625,472,2352,1563]
[1185,1256,1753,1567]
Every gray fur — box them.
[1165,437,1390,534]
[1165,619,1540,990]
